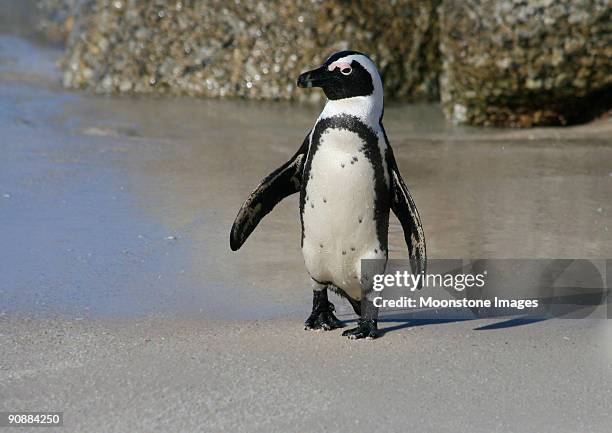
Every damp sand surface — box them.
[1,35,612,432]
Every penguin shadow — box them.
[378,314,549,337]
[334,286,609,337]
[337,310,550,338]
[358,284,608,337]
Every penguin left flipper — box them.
[387,145,427,283]
[230,133,310,251]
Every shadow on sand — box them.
[337,312,550,337]
[338,288,610,337]
[373,314,549,337]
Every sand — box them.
[1,33,611,432]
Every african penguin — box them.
[230,51,426,339]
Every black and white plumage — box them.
[230,51,426,339]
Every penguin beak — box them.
[297,66,329,89]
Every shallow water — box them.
[1,34,611,320]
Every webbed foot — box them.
[304,304,343,330]
[304,289,343,331]
[342,319,378,339]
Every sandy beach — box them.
[2,315,611,433]
[1,34,612,432]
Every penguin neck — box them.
[319,95,383,127]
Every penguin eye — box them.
[340,66,352,76]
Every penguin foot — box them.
[304,304,343,331]
[342,319,378,340]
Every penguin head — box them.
[297,51,383,103]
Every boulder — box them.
[62,0,440,101]
[36,0,79,43]
[439,0,612,126]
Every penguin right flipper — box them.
[387,145,427,283]
[230,134,310,251]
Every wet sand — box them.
[1,35,612,432]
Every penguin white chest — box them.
[302,128,384,298]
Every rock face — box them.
[62,0,440,101]
[42,0,612,126]
[439,0,612,126]
[36,0,79,43]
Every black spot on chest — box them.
[299,115,390,248]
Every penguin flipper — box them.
[230,135,309,251]
[388,149,427,282]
